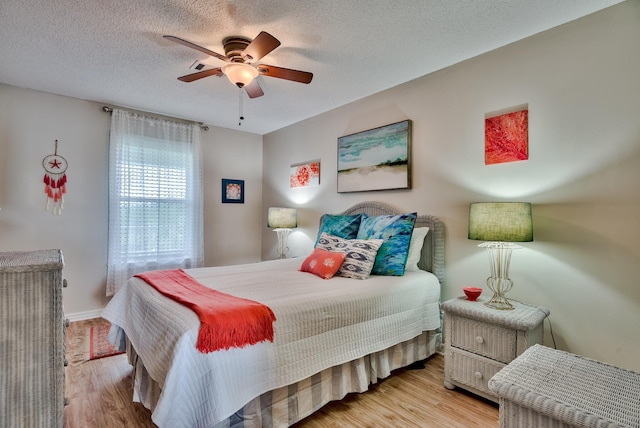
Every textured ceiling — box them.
[0,0,624,135]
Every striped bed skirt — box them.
[127,329,441,427]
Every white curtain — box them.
[106,109,204,296]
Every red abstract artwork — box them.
[290,161,320,188]
[485,109,528,165]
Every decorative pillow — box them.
[356,213,417,276]
[315,214,363,246]
[299,248,347,279]
[316,232,383,280]
[405,227,429,272]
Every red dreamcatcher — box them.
[42,139,68,215]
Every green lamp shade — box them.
[468,202,533,242]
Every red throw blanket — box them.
[134,269,276,353]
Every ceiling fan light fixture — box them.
[221,62,259,88]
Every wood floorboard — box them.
[64,319,498,427]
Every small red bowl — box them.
[463,287,482,301]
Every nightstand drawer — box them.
[449,347,505,397]
[450,316,516,363]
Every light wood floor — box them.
[64,320,498,427]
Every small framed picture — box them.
[221,179,244,203]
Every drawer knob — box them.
[474,371,483,380]
[475,336,484,344]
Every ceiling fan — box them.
[164,31,313,99]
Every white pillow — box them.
[404,227,429,272]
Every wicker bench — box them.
[488,344,640,428]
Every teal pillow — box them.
[315,213,364,246]
[356,213,417,276]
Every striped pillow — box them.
[316,232,383,280]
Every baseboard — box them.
[65,308,104,322]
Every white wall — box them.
[0,84,263,317]
[262,2,640,371]
[202,126,263,267]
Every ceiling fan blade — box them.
[164,35,229,62]
[257,64,313,84]
[177,68,223,82]
[244,80,264,98]
[242,31,281,63]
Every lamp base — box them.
[274,228,291,259]
[484,285,515,310]
[481,242,518,310]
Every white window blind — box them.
[106,109,203,296]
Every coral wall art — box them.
[485,108,528,165]
[222,178,244,203]
[290,161,320,188]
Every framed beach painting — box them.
[221,179,244,203]
[337,120,411,193]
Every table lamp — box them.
[268,207,297,259]
[468,202,533,310]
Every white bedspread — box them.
[102,257,440,428]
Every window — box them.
[107,109,203,296]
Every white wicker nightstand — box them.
[442,297,549,402]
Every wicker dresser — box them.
[442,297,549,402]
[0,250,66,428]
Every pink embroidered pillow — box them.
[299,248,347,279]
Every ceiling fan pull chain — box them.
[238,87,245,126]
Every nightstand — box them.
[442,297,549,403]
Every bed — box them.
[102,201,445,428]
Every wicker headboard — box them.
[322,201,444,284]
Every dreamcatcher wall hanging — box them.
[42,139,68,215]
